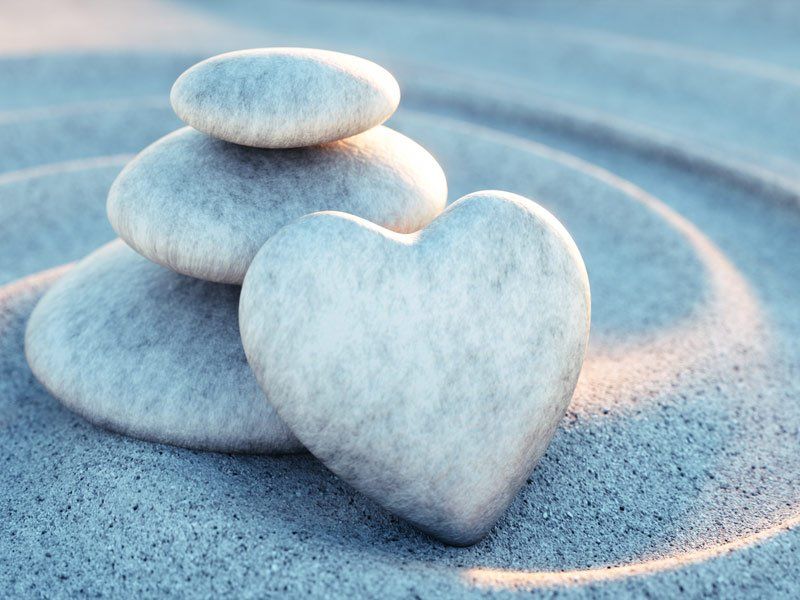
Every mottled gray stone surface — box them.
[25,240,302,454]
[107,125,447,284]
[4,3,800,591]
[171,48,400,148]
[240,191,591,545]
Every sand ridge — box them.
[1,1,798,597]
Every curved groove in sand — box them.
[0,101,770,431]
[0,104,765,410]
[0,95,165,124]
[401,112,767,408]
[525,136,766,401]
[0,154,132,185]
[400,65,800,201]
[2,45,797,591]
[406,4,800,87]
[463,511,800,588]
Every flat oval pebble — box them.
[170,48,401,148]
[107,125,447,284]
[24,240,303,454]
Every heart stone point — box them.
[240,190,591,545]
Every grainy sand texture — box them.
[1,1,798,597]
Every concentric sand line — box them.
[1,23,798,595]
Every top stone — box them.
[170,48,401,148]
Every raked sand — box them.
[1,1,799,597]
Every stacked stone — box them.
[25,48,448,454]
[25,48,591,546]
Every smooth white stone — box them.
[25,240,302,454]
[239,191,591,545]
[107,126,447,284]
[170,48,400,148]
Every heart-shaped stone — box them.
[239,191,590,545]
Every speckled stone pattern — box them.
[171,48,401,148]
[24,240,303,454]
[4,1,800,597]
[107,125,447,284]
[240,191,591,545]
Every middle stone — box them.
[107,125,447,284]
